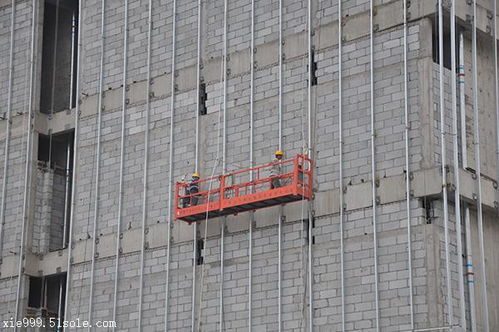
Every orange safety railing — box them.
[175,154,313,223]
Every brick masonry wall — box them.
[0,0,499,331]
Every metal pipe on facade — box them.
[15,0,37,324]
[438,0,453,325]
[402,0,414,328]
[164,0,177,329]
[219,0,228,329]
[64,0,82,321]
[112,0,129,327]
[69,11,76,109]
[369,1,380,330]
[138,0,153,330]
[57,276,64,324]
[0,0,16,259]
[248,0,255,329]
[62,139,71,247]
[471,1,489,329]
[337,1,345,331]
[87,0,105,326]
[449,1,466,328]
[459,30,477,332]
[191,1,202,330]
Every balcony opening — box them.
[27,274,66,322]
[37,130,74,250]
[40,0,79,114]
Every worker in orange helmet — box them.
[183,172,200,207]
[270,150,284,189]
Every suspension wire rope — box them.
[111,0,129,328]
[471,0,489,329]
[438,0,454,326]
[64,0,82,322]
[137,0,153,330]
[14,0,37,326]
[277,0,283,329]
[369,0,380,330]
[0,0,16,261]
[48,0,60,167]
[449,0,466,328]
[87,0,106,326]
[164,0,177,330]
[403,0,415,328]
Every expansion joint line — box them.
[403,0,415,329]
[165,0,177,330]
[138,0,153,330]
[369,0,380,330]
[88,0,106,327]
[112,0,129,329]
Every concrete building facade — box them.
[0,0,498,331]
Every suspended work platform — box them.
[175,154,313,223]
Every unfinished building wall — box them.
[0,0,499,331]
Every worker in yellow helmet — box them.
[270,150,284,189]
[183,172,200,207]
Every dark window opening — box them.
[199,83,207,115]
[421,198,435,224]
[432,14,460,71]
[37,130,74,249]
[310,50,318,86]
[196,239,204,265]
[303,218,315,245]
[27,274,66,321]
[40,0,79,114]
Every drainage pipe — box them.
[369,1,380,330]
[219,0,228,329]
[138,0,153,330]
[64,0,82,321]
[403,0,414,328]
[112,0,129,328]
[164,0,177,329]
[0,0,16,259]
[15,0,37,324]
[471,1,489,329]
[87,0,105,327]
[450,1,466,328]
[248,0,255,329]
[438,0,454,325]
[459,30,477,332]
[337,1,345,331]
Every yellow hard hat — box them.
[192,172,200,178]
[275,150,284,156]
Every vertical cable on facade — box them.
[307,0,313,330]
[337,1,345,331]
[403,0,414,328]
[471,1,489,329]
[64,0,82,322]
[88,0,106,327]
[277,0,283,329]
[438,0,453,325]
[369,1,380,330]
[112,0,129,327]
[0,0,16,261]
[138,0,153,330]
[165,0,177,329]
[248,0,255,329]
[449,0,466,328]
